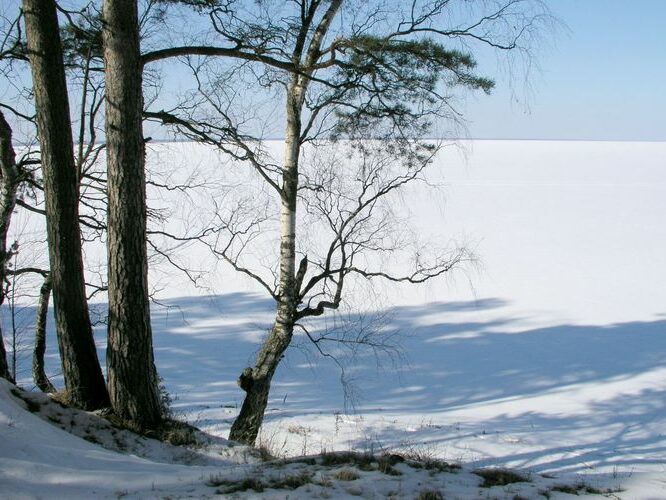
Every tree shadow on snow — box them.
[7,292,666,474]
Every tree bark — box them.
[228,309,296,444]
[0,331,9,383]
[103,0,162,429]
[33,274,56,393]
[228,0,342,445]
[0,111,17,383]
[22,0,108,409]
[228,80,304,445]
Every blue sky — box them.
[148,0,665,141]
[464,0,666,141]
[3,1,664,142]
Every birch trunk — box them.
[103,0,162,429]
[228,0,342,445]
[228,84,303,445]
[22,0,108,409]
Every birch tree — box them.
[145,0,549,445]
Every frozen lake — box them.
[6,140,666,496]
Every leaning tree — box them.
[143,0,550,445]
[22,0,109,409]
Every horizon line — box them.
[146,137,666,143]
[14,137,665,147]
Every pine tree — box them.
[22,0,108,409]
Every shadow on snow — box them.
[7,292,666,473]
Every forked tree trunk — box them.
[22,0,108,409]
[0,111,17,383]
[103,0,162,429]
[33,274,56,393]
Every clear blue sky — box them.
[464,0,666,141]
[3,1,664,142]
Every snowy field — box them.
[2,140,666,498]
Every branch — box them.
[0,102,35,123]
[141,45,296,71]
[144,109,282,194]
[147,238,204,287]
[8,267,48,277]
[348,248,472,284]
[15,199,45,216]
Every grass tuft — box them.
[417,489,444,500]
[551,484,579,495]
[209,471,314,493]
[256,442,276,461]
[420,457,461,473]
[104,414,199,447]
[83,434,102,445]
[217,477,264,494]
[551,482,624,496]
[377,454,403,476]
[283,456,317,466]
[320,450,374,467]
[335,468,360,481]
[273,471,314,490]
[474,468,530,487]
[156,419,198,447]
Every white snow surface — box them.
[2,140,666,498]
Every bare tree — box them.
[142,0,549,445]
[0,6,29,383]
[224,0,347,445]
[22,0,109,409]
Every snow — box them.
[2,140,666,498]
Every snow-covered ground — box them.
[2,140,666,498]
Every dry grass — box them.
[335,468,360,481]
[208,470,314,494]
[417,489,444,500]
[474,468,530,487]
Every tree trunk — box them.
[0,111,17,383]
[22,0,108,409]
[228,81,303,445]
[33,274,56,393]
[226,0,343,441]
[228,308,296,444]
[0,334,10,383]
[103,0,162,429]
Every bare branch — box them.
[141,45,296,71]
